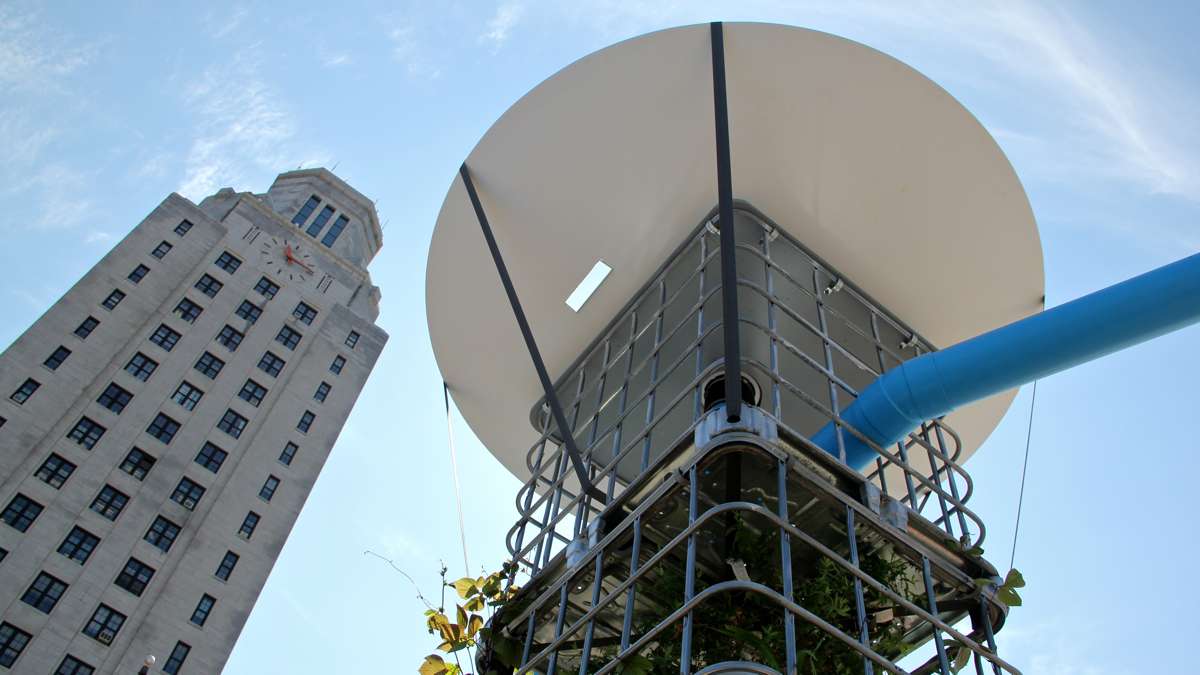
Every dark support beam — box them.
[710,21,742,423]
[459,163,607,504]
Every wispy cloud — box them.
[0,4,98,92]
[387,23,442,79]
[321,50,352,68]
[178,49,327,200]
[481,1,525,51]
[210,5,250,39]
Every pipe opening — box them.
[702,373,761,414]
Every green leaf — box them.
[617,654,654,675]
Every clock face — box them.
[260,236,317,283]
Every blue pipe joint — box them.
[812,250,1200,471]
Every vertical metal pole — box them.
[680,465,700,674]
[459,163,606,503]
[845,507,874,675]
[710,21,742,423]
[921,556,953,674]
[777,460,797,675]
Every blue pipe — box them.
[812,251,1200,470]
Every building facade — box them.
[0,169,387,674]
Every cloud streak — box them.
[178,49,326,200]
[481,2,525,51]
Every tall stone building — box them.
[0,169,387,674]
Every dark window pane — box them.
[214,251,242,273]
[44,345,72,370]
[151,241,173,259]
[254,276,280,299]
[170,477,206,511]
[74,316,100,339]
[195,442,228,473]
[144,516,181,554]
[10,378,39,404]
[114,557,155,597]
[321,214,349,247]
[291,195,321,226]
[127,264,150,284]
[174,219,193,236]
[35,453,76,489]
[96,382,133,414]
[89,485,129,521]
[193,351,225,379]
[82,603,126,644]
[146,413,181,444]
[101,289,125,311]
[119,448,156,481]
[67,416,107,449]
[20,571,68,613]
[2,494,42,532]
[125,352,159,381]
[149,324,182,351]
[217,409,248,439]
[58,526,100,564]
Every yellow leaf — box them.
[419,655,451,675]
[466,614,485,639]
[456,605,468,628]
[464,595,486,612]
[450,577,478,599]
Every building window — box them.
[90,485,129,521]
[215,551,240,581]
[144,516,181,553]
[2,494,43,532]
[345,330,360,348]
[193,351,225,379]
[314,381,332,403]
[190,594,216,627]
[259,475,280,502]
[321,214,349,247]
[214,251,242,274]
[194,442,228,473]
[279,442,298,466]
[151,241,173,259]
[55,654,95,675]
[169,381,204,411]
[306,205,335,237]
[10,378,40,404]
[275,325,302,350]
[146,412,181,444]
[173,298,204,324]
[96,382,134,414]
[101,289,126,311]
[163,641,190,675]
[217,409,248,439]
[114,557,155,596]
[119,447,156,480]
[0,622,31,668]
[128,264,150,284]
[58,526,100,564]
[171,477,206,511]
[216,325,244,352]
[257,351,286,377]
[82,603,126,644]
[44,345,72,370]
[254,276,280,299]
[35,453,76,489]
[292,195,321,226]
[149,323,182,351]
[297,410,315,433]
[194,274,223,298]
[292,301,318,325]
[125,352,159,381]
[235,299,263,324]
[174,219,194,236]
[238,379,268,407]
[330,355,346,374]
[238,511,260,539]
[68,416,107,449]
[74,316,100,339]
[21,571,68,613]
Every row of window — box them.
[290,194,350,248]
[0,604,192,673]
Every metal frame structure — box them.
[461,22,1017,675]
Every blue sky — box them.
[2,1,1198,673]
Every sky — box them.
[2,1,1198,673]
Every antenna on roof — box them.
[331,161,340,172]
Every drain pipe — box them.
[813,251,1200,470]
